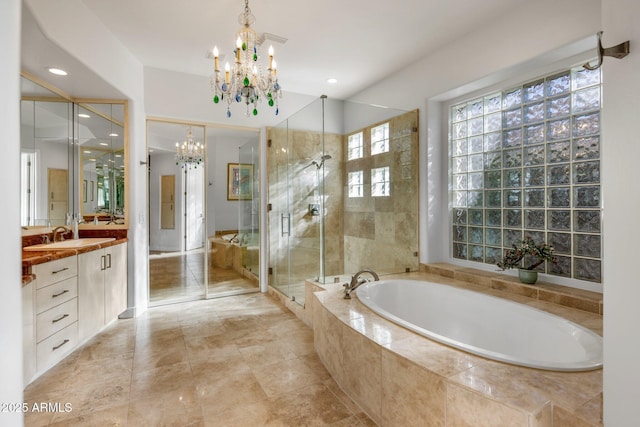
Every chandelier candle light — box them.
[210,0,282,118]
[175,128,204,168]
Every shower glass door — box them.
[268,98,326,304]
[238,140,260,278]
[205,127,261,298]
[267,97,420,305]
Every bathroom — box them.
[4,0,640,426]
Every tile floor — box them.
[149,251,258,303]
[24,293,375,426]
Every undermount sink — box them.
[24,237,116,251]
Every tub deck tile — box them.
[382,334,484,379]
[446,382,532,427]
[381,350,447,426]
[423,263,603,315]
[448,363,602,417]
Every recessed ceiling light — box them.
[115,154,122,157]
[99,142,109,146]
[78,113,90,118]
[84,150,91,154]
[109,133,119,137]
[90,158,96,162]
[327,78,338,84]
[48,68,68,76]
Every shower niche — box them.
[267,97,419,304]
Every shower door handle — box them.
[281,213,291,237]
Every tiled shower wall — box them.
[267,109,419,283]
[343,110,419,274]
[267,127,344,283]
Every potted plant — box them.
[497,236,557,284]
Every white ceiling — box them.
[77,0,527,100]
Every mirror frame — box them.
[20,71,129,230]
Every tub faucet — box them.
[52,226,71,242]
[343,269,379,299]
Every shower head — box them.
[312,154,332,169]
[304,154,333,170]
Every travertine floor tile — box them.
[252,357,324,398]
[24,293,367,426]
[49,403,128,427]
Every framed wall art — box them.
[227,163,253,200]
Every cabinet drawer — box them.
[36,298,78,342]
[36,322,77,373]
[33,256,77,289]
[36,276,78,314]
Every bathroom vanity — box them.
[22,235,127,384]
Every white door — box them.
[185,167,204,251]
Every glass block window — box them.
[449,67,602,282]
[347,132,363,160]
[371,166,390,197]
[348,171,364,198]
[371,123,390,155]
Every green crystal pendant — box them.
[213,95,219,104]
[243,76,250,86]
[252,108,258,116]
[253,53,258,61]
[268,98,274,107]
[242,42,247,51]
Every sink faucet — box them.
[52,226,71,242]
[343,269,379,299]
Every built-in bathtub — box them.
[208,233,258,274]
[311,274,603,426]
[356,279,602,372]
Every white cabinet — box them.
[32,256,79,373]
[22,281,35,385]
[104,242,127,321]
[78,243,127,342]
[78,249,105,342]
[24,242,127,385]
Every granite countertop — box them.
[21,237,128,286]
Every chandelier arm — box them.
[211,0,282,117]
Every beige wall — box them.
[343,110,419,274]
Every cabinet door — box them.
[48,168,68,223]
[78,249,105,342]
[23,281,35,385]
[104,243,127,321]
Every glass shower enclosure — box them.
[268,97,420,305]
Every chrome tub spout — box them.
[343,269,379,299]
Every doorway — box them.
[205,127,260,298]
[147,121,206,305]
[146,119,261,306]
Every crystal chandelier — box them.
[210,0,282,118]
[175,128,204,168]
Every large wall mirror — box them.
[20,73,128,229]
[146,119,260,305]
[78,103,126,222]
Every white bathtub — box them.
[355,279,602,371]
